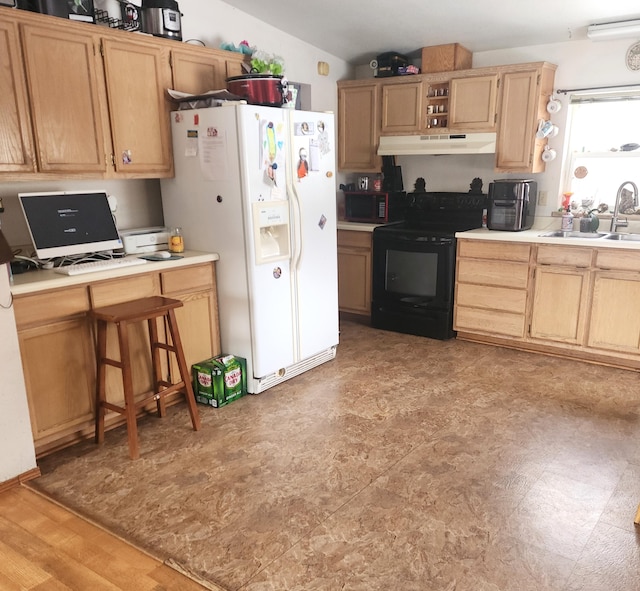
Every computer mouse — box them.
[157,251,172,259]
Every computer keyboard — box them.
[54,257,149,276]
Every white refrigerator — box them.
[161,105,339,393]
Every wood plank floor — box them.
[0,486,209,591]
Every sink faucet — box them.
[610,181,639,232]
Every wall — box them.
[0,265,37,482]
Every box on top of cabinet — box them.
[421,43,472,73]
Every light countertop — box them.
[337,221,384,232]
[456,227,640,250]
[10,251,219,296]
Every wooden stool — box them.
[91,296,201,459]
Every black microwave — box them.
[344,191,406,223]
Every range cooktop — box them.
[377,191,485,235]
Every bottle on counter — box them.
[373,173,383,192]
[561,207,574,232]
[169,227,185,253]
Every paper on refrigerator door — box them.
[197,128,229,181]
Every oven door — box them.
[371,229,457,339]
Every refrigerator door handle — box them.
[285,133,303,271]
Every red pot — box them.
[227,74,287,107]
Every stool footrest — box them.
[100,357,124,370]
[153,342,177,354]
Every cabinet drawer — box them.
[337,230,372,249]
[89,273,160,307]
[455,306,525,338]
[14,287,90,328]
[456,283,527,314]
[537,245,592,267]
[161,264,214,295]
[457,259,529,289]
[458,240,530,262]
[596,248,640,272]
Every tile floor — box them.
[30,317,640,591]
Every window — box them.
[561,90,640,215]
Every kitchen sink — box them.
[603,233,640,241]
[538,231,609,239]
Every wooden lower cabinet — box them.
[337,230,372,316]
[19,318,96,451]
[455,239,640,370]
[14,262,220,457]
[588,270,640,354]
[529,245,592,345]
[530,266,589,344]
[454,240,531,338]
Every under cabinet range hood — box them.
[378,132,497,156]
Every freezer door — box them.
[236,105,297,378]
[286,110,339,359]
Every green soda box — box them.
[192,354,247,408]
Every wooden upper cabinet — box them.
[101,37,173,176]
[449,74,498,131]
[171,45,245,95]
[0,17,35,173]
[380,80,423,133]
[495,64,555,173]
[338,81,380,172]
[20,21,108,173]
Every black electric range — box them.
[371,191,485,340]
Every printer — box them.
[120,226,170,254]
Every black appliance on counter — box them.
[487,179,537,231]
[371,191,485,340]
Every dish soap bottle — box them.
[561,207,574,232]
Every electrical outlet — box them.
[538,190,548,206]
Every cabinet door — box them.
[102,37,173,176]
[449,74,498,131]
[530,266,589,344]
[338,83,380,172]
[20,22,108,173]
[380,81,423,133]
[0,17,35,173]
[19,318,96,451]
[495,66,555,173]
[495,70,538,171]
[161,263,221,375]
[337,231,372,315]
[588,271,640,353]
[171,46,229,95]
[169,291,220,379]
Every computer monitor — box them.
[19,190,123,259]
